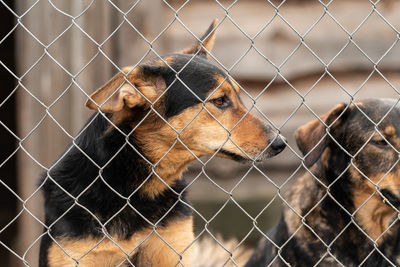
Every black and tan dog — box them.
[246,99,400,266]
[38,20,286,266]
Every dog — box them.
[38,19,287,266]
[245,99,400,266]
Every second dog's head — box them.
[295,98,400,240]
[85,20,286,195]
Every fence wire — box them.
[1,0,400,266]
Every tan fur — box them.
[59,19,254,267]
[48,230,150,266]
[135,218,194,266]
[350,168,398,242]
[85,23,275,199]
[281,101,400,265]
[85,64,267,200]
[108,108,136,127]
[353,187,394,242]
[48,218,193,266]
[138,75,273,198]
[85,66,164,113]
[384,125,396,136]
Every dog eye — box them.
[371,139,389,147]
[211,96,230,109]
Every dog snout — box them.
[269,135,287,154]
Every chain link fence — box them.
[1,0,400,266]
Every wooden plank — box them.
[115,0,166,67]
[15,1,116,265]
[15,1,53,265]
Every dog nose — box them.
[270,135,287,153]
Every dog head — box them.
[295,99,400,240]
[85,20,286,196]
[296,99,400,194]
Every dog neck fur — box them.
[136,137,195,199]
[112,111,197,199]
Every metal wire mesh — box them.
[1,0,400,266]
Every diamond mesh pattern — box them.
[1,0,400,266]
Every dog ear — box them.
[180,19,218,58]
[295,103,351,168]
[85,67,165,113]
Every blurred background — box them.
[1,0,400,265]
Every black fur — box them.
[246,99,400,266]
[38,51,245,266]
[219,149,248,163]
[38,113,191,266]
[38,30,287,264]
[38,19,264,266]
[153,54,226,118]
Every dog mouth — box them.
[216,135,287,163]
[218,149,250,163]
[218,148,282,163]
[380,189,400,207]
[216,136,286,163]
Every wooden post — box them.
[15,1,55,265]
[15,1,115,266]
[116,0,165,66]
